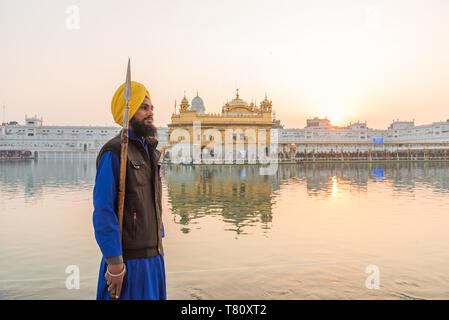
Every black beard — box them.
[130,117,157,138]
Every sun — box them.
[319,106,348,127]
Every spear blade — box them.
[122,58,132,129]
[124,58,132,103]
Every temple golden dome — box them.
[223,89,253,113]
[228,89,248,107]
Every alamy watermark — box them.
[65,5,80,30]
[365,265,380,290]
[365,5,381,31]
[65,265,80,290]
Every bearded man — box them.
[92,81,166,300]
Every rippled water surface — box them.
[1,159,449,299]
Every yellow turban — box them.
[111,81,151,126]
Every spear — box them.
[118,58,131,235]
[110,58,131,300]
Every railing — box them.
[278,149,449,162]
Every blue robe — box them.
[92,130,166,300]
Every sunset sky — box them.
[1,0,449,129]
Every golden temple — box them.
[164,89,274,161]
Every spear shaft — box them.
[117,58,132,235]
[110,58,132,300]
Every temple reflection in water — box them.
[163,163,449,234]
[163,166,274,234]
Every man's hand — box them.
[105,263,126,299]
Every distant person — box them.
[92,81,166,300]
